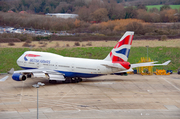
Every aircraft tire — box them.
[78,77,82,82]
[27,74,31,78]
[49,80,57,84]
[71,78,77,83]
[64,78,71,83]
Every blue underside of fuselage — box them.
[20,66,104,78]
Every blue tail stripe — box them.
[127,49,130,58]
[115,48,127,55]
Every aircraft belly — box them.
[55,70,103,78]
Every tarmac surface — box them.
[0,74,180,119]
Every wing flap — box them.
[33,73,46,78]
[47,74,65,81]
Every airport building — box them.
[45,13,78,19]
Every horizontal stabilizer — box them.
[101,64,121,69]
[153,60,171,66]
[118,68,134,73]
[131,60,171,68]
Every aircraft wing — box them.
[131,60,171,68]
[14,68,65,81]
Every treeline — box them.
[1,0,180,14]
[78,4,180,22]
[0,0,180,23]
[1,11,180,38]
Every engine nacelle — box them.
[12,73,26,81]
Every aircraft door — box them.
[36,57,40,68]
[71,64,74,71]
[97,66,101,74]
[55,62,58,69]
[23,61,27,67]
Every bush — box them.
[126,22,147,35]
[8,42,15,46]
[25,39,32,43]
[66,44,70,47]
[22,42,31,47]
[38,41,44,44]
[154,29,169,35]
[39,43,47,47]
[74,42,80,46]
[22,42,35,47]
[159,35,167,41]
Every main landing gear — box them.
[63,77,82,83]
[49,80,57,84]
[49,77,82,84]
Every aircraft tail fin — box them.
[104,31,134,62]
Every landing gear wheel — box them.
[49,80,57,84]
[78,77,82,82]
[63,78,71,83]
[63,77,82,83]
[27,74,31,78]
[75,77,82,83]
[71,78,77,83]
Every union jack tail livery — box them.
[104,31,134,62]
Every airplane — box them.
[0,31,171,83]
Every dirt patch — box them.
[0,39,179,48]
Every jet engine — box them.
[12,73,26,81]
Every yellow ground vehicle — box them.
[154,69,170,75]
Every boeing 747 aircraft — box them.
[0,31,171,83]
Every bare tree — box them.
[91,8,109,22]
[78,6,91,21]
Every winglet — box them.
[162,60,171,65]
[8,68,14,74]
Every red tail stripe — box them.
[112,55,124,62]
[114,35,132,49]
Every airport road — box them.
[0,74,180,119]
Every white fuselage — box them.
[17,51,127,78]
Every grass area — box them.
[0,47,179,73]
[146,5,180,11]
